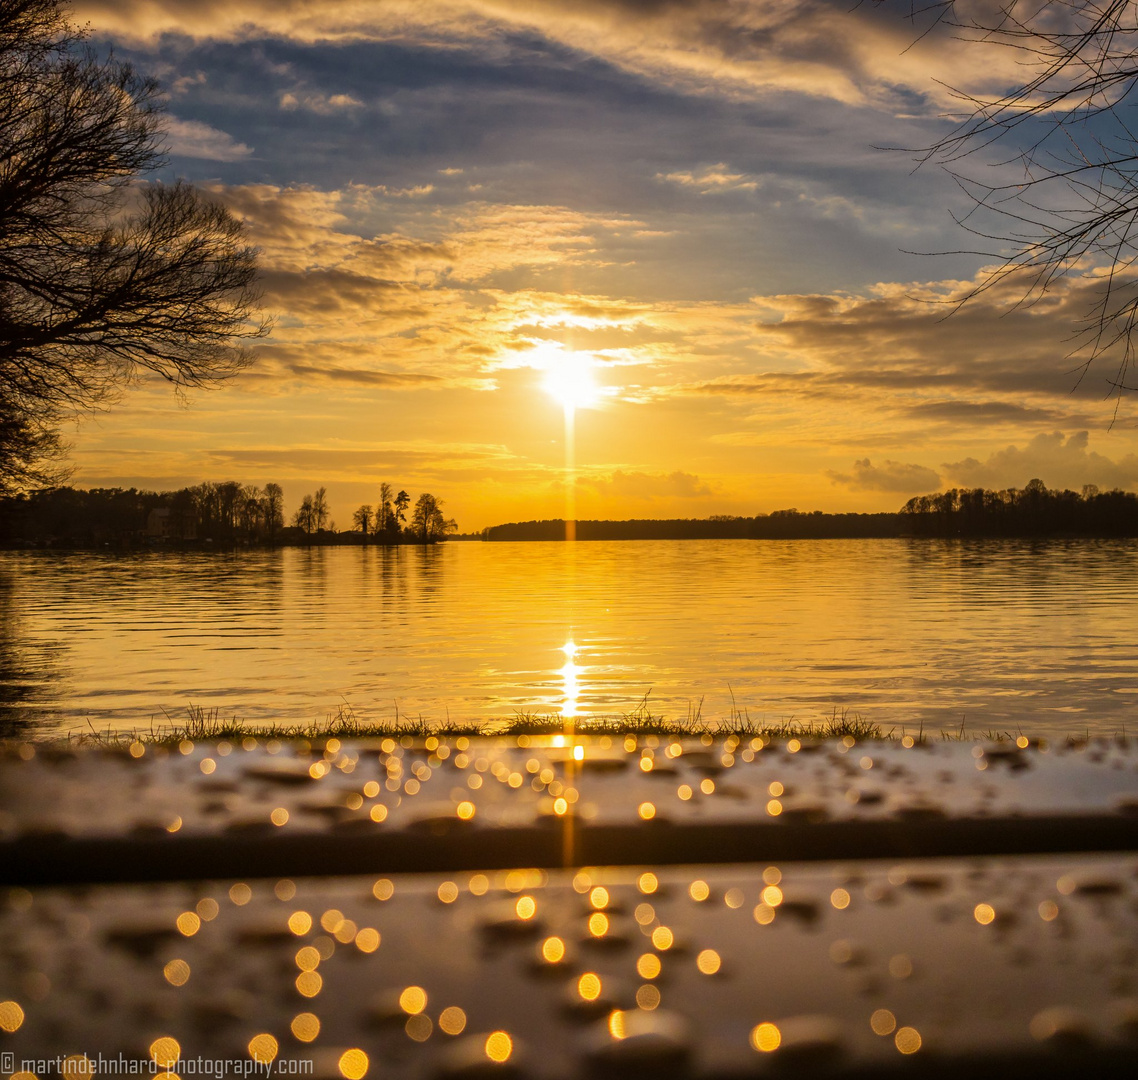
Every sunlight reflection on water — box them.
[1,537,1137,738]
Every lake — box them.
[2,538,1137,739]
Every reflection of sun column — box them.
[560,641,581,718]
[559,641,583,866]
[564,402,576,543]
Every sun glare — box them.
[541,349,599,412]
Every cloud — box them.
[942,432,1138,491]
[657,164,758,194]
[279,90,364,113]
[827,458,941,494]
[579,469,713,500]
[285,365,444,388]
[77,0,1022,110]
[163,117,253,160]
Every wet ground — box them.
[1,733,1137,1077]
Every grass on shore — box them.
[49,700,1055,749]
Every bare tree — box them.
[0,401,65,495]
[353,503,373,538]
[410,492,456,544]
[292,494,315,536]
[901,0,1138,404]
[312,486,329,532]
[261,482,284,540]
[0,0,268,491]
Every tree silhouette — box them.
[352,504,373,538]
[312,487,329,532]
[0,0,267,492]
[900,0,1138,404]
[261,483,284,540]
[394,490,409,529]
[410,492,456,543]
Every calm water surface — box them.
[1,539,1136,738]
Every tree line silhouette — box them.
[3,478,1135,547]
[483,481,1138,541]
[0,482,456,547]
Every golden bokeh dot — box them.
[469,874,490,896]
[199,757,215,774]
[61,1055,93,1080]
[870,1009,897,1036]
[399,986,427,1015]
[405,1014,433,1042]
[229,883,252,906]
[689,880,710,902]
[696,949,721,975]
[270,808,289,827]
[176,911,200,937]
[889,954,913,979]
[750,1023,781,1053]
[0,1000,26,1032]
[370,804,388,823]
[651,926,674,951]
[768,781,784,797]
[372,879,394,901]
[638,873,658,894]
[638,801,656,820]
[321,908,345,933]
[1038,900,1059,922]
[515,896,536,920]
[247,1034,278,1064]
[163,959,191,987]
[578,972,602,1001]
[288,911,313,936]
[290,1012,320,1042]
[766,799,783,816]
[196,898,220,921]
[761,885,783,907]
[588,912,609,937]
[634,902,655,925]
[677,784,693,801]
[295,946,321,971]
[149,1037,181,1067]
[974,903,996,925]
[338,1049,369,1080]
[724,888,744,909]
[637,953,662,979]
[355,927,380,953]
[542,936,566,964]
[295,971,322,998]
[895,1027,922,1054]
[274,880,296,901]
[700,778,715,795]
[439,1006,467,1036]
[763,867,782,885]
[438,881,459,904]
[589,886,610,910]
[831,888,851,910]
[753,903,775,926]
[334,919,358,945]
[484,1032,512,1063]
[636,984,661,1010]
[456,801,475,820]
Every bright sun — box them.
[540,349,599,411]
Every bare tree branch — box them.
[0,0,268,492]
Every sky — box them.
[63,0,1138,532]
